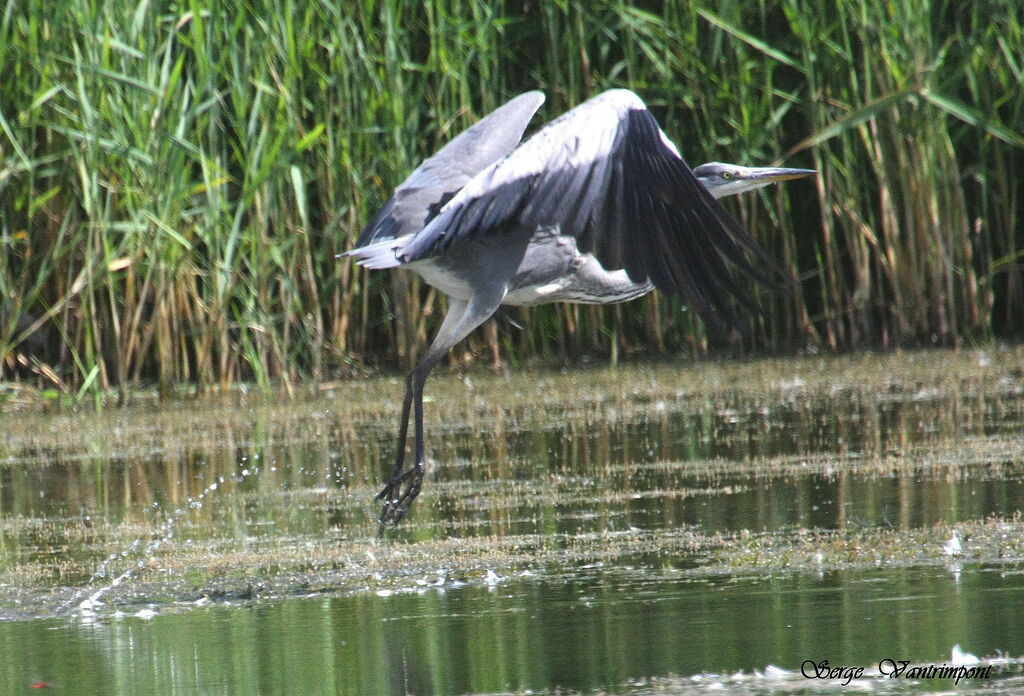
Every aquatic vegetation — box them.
[1,348,1023,615]
[1,1,1023,398]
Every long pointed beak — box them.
[741,167,816,184]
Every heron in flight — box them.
[347,89,813,529]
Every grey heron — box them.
[347,89,813,529]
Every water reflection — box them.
[2,363,1024,577]
[2,565,1024,695]
[3,354,1024,694]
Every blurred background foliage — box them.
[1,0,1022,400]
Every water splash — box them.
[60,458,261,616]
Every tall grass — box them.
[1,0,1021,400]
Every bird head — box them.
[693,162,815,199]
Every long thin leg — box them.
[377,294,502,531]
[383,373,416,483]
[378,299,467,491]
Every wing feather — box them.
[355,91,545,248]
[392,89,778,326]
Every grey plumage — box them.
[346,89,814,530]
[356,91,545,248]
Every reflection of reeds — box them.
[1,1,1021,396]
[3,349,1023,597]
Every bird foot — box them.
[376,464,424,533]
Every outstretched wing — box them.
[356,91,546,247]
[397,89,775,328]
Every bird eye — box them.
[722,171,735,180]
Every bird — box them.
[346,88,814,530]
[943,529,963,556]
[951,644,980,666]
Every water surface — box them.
[2,348,1024,694]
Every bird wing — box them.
[398,89,775,328]
[355,91,546,247]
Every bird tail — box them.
[341,234,412,269]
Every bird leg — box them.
[375,293,504,533]
[376,366,431,530]
[376,298,468,531]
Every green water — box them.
[2,349,1024,694]
[3,566,1024,694]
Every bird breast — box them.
[404,225,654,307]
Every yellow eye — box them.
[722,171,735,180]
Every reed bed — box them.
[1,0,1021,401]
